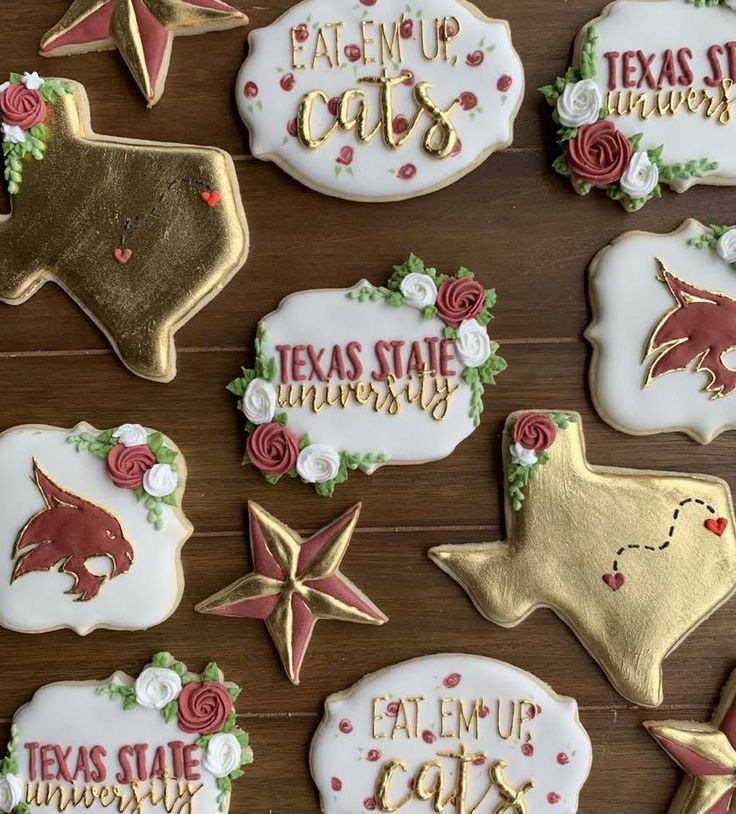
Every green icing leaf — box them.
[162,701,179,724]
[579,27,599,80]
[202,661,221,682]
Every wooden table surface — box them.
[1,1,735,811]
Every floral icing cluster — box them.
[349,254,507,425]
[688,0,736,7]
[539,28,718,212]
[2,71,74,195]
[505,412,578,511]
[689,223,736,268]
[0,726,27,814]
[68,424,180,529]
[97,653,253,812]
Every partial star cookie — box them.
[40,0,248,107]
[196,502,387,685]
[429,410,736,707]
[644,669,736,814]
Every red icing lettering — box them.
[406,341,425,376]
[150,746,167,780]
[391,340,406,379]
[54,745,73,782]
[292,345,308,382]
[306,345,328,381]
[604,51,620,91]
[677,48,694,86]
[73,747,91,783]
[327,346,347,380]
[439,340,456,376]
[656,50,677,88]
[25,743,39,782]
[636,50,657,89]
[116,746,134,784]
[425,336,440,373]
[41,745,55,781]
[183,744,201,782]
[705,44,725,87]
[90,746,107,783]
[727,41,736,80]
[372,340,391,382]
[276,344,292,385]
[168,742,186,779]
[134,744,149,781]
[346,341,363,381]
[622,51,637,88]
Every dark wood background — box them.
[1,1,735,811]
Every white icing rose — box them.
[726,0,736,9]
[717,228,736,264]
[297,444,341,483]
[203,733,242,779]
[243,378,277,425]
[2,124,25,144]
[143,463,178,498]
[556,79,602,128]
[113,423,149,447]
[0,774,22,813]
[134,667,182,710]
[455,319,491,368]
[22,72,44,90]
[399,273,438,309]
[510,443,537,467]
[619,151,659,199]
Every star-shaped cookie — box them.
[195,502,387,685]
[40,0,248,106]
[644,669,736,814]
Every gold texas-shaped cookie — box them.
[429,410,736,707]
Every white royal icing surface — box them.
[235,0,524,201]
[587,219,736,443]
[12,677,221,814]
[579,0,736,190]
[260,282,475,466]
[310,654,592,814]
[0,423,192,635]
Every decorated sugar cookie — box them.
[644,667,736,814]
[586,219,736,443]
[196,502,387,685]
[235,0,524,201]
[0,423,192,635]
[539,0,736,211]
[40,1,248,107]
[0,72,248,382]
[310,654,592,814]
[0,653,253,814]
[227,255,505,495]
[429,410,736,707]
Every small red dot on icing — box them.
[421,730,436,744]
[521,743,534,757]
[338,719,353,734]
[331,777,342,792]
[547,792,561,804]
[443,672,461,688]
[557,752,569,765]
[367,749,382,762]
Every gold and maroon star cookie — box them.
[195,502,387,685]
[40,0,248,106]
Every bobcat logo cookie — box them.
[226,255,506,495]
[311,654,592,814]
[0,423,192,635]
[235,0,524,201]
[539,0,736,211]
[0,654,253,814]
[0,72,249,382]
[587,219,736,443]
[429,411,736,707]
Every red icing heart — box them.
[705,517,729,537]
[113,248,132,265]
[200,191,221,208]
[603,572,625,592]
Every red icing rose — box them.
[547,793,561,805]
[478,705,490,719]
[293,23,309,43]
[331,778,342,792]
[392,114,409,134]
[472,756,486,766]
[367,749,382,762]
[400,18,413,38]
[243,81,258,98]
[512,413,557,453]
[344,44,362,62]
[363,798,377,811]
[107,443,156,489]
[247,423,299,476]
[1,84,47,130]
[360,0,377,5]
[566,121,632,186]
[401,69,415,87]
[177,681,234,735]
[436,278,485,328]
[328,96,339,116]
[397,163,416,180]
[443,672,461,688]
[287,118,298,137]
[439,20,458,41]
[459,91,478,111]
[466,50,484,67]
[421,730,436,744]
[557,752,570,765]
[497,74,513,92]
[386,701,399,717]
[337,146,354,166]
[280,73,296,92]
[338,719,353,734]
[521,743,534,757]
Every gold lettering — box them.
[372,694,389,738]
[361,21,377,65]
[380,23,403,64]
[375,760,412,812]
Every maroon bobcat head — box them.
[12,461,134,601]
[646,261,736,398]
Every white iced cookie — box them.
[0,422,192,635]
[235,0,524,202]
[587,219,736,443]
[0,654,253,814]
[227,255,507,496]
[310,654,592,813]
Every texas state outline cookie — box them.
[586,219,736,444]
[226,254,506,495]
[429,410,736,707]
[0,71,249,382]
[0,652,253,814]
[0,422,192,635]
[40,0,249,107]
[644,667,736,814]
[311,654,592,814]
[540,0,736,212]
[235,0,524,201]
